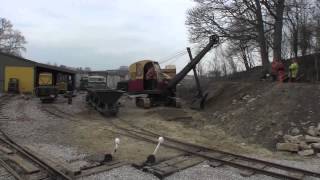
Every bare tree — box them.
[0,18,26,56]
[285,0,302,57]
[283,0,319,57]
[262,0,286,60]
[225,39,255,71]
[186,0,271,71]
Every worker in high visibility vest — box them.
[289,59,299,82]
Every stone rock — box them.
[247,98,256,103]
[290,122,296,126]
[242,95,250,100]
[283,134,304,144]
[316,124,320,136]
[299,142,312,150]
[305,135,320,143]
[307,126,317,136]
[276,131,283,136]
[317,153,320,158]
[255,125,263,132]
[232,99,237,105]
[298,149,314,156]
[276,143,299,152]
[202,164,210,168]
[311,143,320,150]
[301,121,311,125]
[290,128,300,135]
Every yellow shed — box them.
[4,66,34,93]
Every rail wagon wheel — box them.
[97,100,106,113]
[103,104,119,116]
[175,98,182,108]
[135,97,144,108]
[93,94,99,108]
[143,98,151,109]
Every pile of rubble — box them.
[276,125,320,156]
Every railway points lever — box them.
[145,137,164,164]
[104,138,120,162]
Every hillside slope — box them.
[197,82,320,149]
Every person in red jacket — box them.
[271,58,285,82]
[271,60,278,81]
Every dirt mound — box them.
[197,81,320,150]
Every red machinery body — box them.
[127,60,172,94]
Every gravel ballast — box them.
[78,165,158,180]
[2,95,320,180]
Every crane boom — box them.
[167,35,219,90]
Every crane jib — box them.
[167,35,219,90]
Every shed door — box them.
[5,66,34,93]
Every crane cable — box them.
[159,51,188,65]
[158,46,198,65]
[158,49,187,64]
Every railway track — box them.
[109,118,320,180]
[0,131,73,180]
[39,103,130,178]
[33,98,320,180]
[41,105,76,121]
[0,94,13,122]
[0,95,130,179]
[0,94,74,180]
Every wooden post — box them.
[187,47,203,97]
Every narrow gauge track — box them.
[0,94,16,180]
[36,101,320,180]
[0,94,14,122]
[0,94,73,180]
[41,105,76,121]
[109,118,320,180]
[40,104,129,178]
[0,131,73,180]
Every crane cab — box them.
[127,60,173,93]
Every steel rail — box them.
[0,132,72,180]
[120,120,320,179]
[0,159,24,180]
[111,119,320,180]
[0,95,72,180]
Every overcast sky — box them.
[1,0,196,70]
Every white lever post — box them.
[113,138,120,154]
[153,137,164,155]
